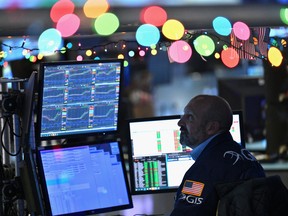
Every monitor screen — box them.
[36,59,123,141]
[230,110,246,147]
[127,111,245,194]
[36,140,133,216]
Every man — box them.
[170,95,265,216]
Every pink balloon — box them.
[233,21,250,40]
[168,40,192,63]
[56,14,80,37]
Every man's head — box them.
[178,95,233,149]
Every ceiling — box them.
[0,4,286,38]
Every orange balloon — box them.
[83,0,110,18]
[221,47,240,68]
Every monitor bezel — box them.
[127,111,246,195]
[19,71,46,215]
[36,139,133,216]
[35,59,124,142]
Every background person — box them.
[170,94,266,216]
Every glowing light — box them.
[128,50,135,57]
[268,47,283,67]
[233,21,250,40]
[22,49,29,56]
[168,40,192,63]
[140,6,167,27]
[38,28,62,55]
[56,14,80,37]
[221,47,240,68]
[94,56,100,60]
[139,50,146,56]
[38,53,44,60]
[162,19,185,40]
[94,12,119,36]
[83,0,110,18]
[124,60,129,67]
[136,24,160,47]
[151,49,157,55]
[50,0,75,23]
[213,16,232,36]
[76,55,83,61]
[150,44,156,49]
[60,47,67,54]
[215,52,220,59]
[0,51,5,58]
[86,50,92,56]
[29,56,37,62]
[118,54,124,59]
[193,35,215,56]
[25,52,31,59]
[281,39,287,47]
[66,42,73,49]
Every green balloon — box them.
[193,35,215,56]
[94,13,119,36]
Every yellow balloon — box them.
[162,19,185,40]
[268,47,283,67]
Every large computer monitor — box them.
[36,140,133,216]
[127,111,245,195]
[36,59,123,142]
[18,71,45,215]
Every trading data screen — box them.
[37,60,122,140]
[37,141,133,215]
[128,112,245,194]
[128,115,194,194]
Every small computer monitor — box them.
[36,59,123,142]
[127,111,245,195]
[36,140,133,216]
[230,110,246,147]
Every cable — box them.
[0,117,22,157]
[6,116,22,138]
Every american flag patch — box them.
[181,180,204,196]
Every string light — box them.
[0,30,285,67]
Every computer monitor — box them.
[36,140,133,216]
[36,59,123,142]
[21,71,37,149]
[127,111,245,195]
[18,71,45,215]
[230,110,246,147]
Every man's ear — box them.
[206,121,220,135]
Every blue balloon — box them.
[38,28,62,55]
[136,24,160,47]
[213,16,232,36]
